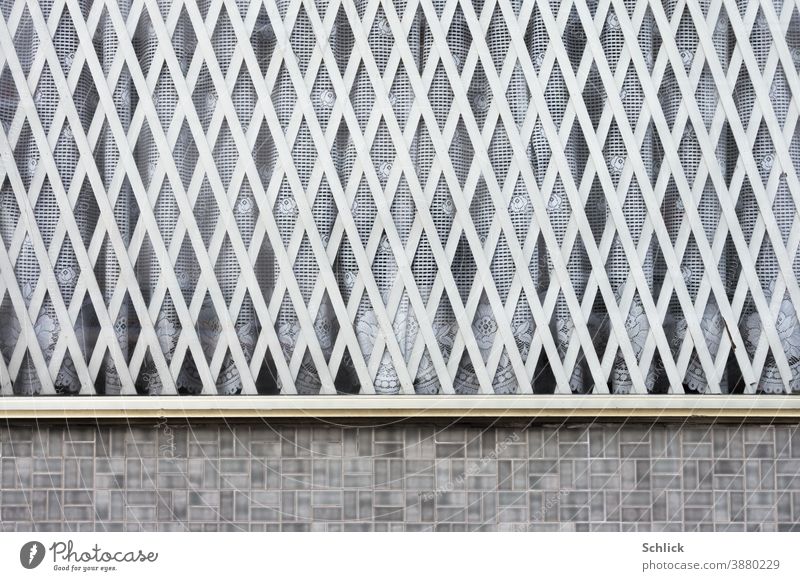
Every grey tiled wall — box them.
[1,420,799,531]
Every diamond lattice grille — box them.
[0,0,799,396]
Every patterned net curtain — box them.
[0,0,799,395]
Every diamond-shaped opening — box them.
[255,236,274,302]
[253,118,273,184]
[271,62,298,132]
[295,346,322,395]
[136,344,177,395]
[310,174,334,235]
[192,63,214,131]
[565,236,590,303]
[134,233,157,303]
[289,4,315,77]
[471,294,500,362]
[16,351,42,395]
[659,178,682,245]
[253,5,276,77]
[488,125,518,189]
[74,65,99,133]
[153,187,182,248]
[726,349,747,394]
[215,348,243,395]
[54,119,81,188]
[334,345,360,394]
[686,297,727,394]
[174,122,198,190]
[0,179,20,252]
[33,65,59,131]
[311,71,338,132]
[293,232,322,304]
[97,293,134,392]
[451,233,476,305]
[468,177,491,240]
[511,290,535,358]
[314,291,337,360]
[275,291,301,361]
[150,71,184,133]
[388,68,416,132]
[111,62,136,119]
[54,245,82,311]
[113,176,136,243]
[234,182,258,246]
[0,292,20,366]
[119,287,140,357]
[32,295,60,366]
[73,181,100,249]
[95,120,116,188]
[370,233,398,308]
[0,64,21,128]
[231,74,258,133]
[552,291,590,394]
[533,346,558,394]
[404,3,425,67]
[424,179,456,243]
[12,6,37,76]
[414,347,440,395]
[582,64,606,129]
[390,175,415,242]
[732,69,760,130]
[411,231,437,298]
[195,291,220,365]
[214,234,240,307]
[326,4,351,77]
[454,349,481,394]
[693,66,721,134]
[758,347,795,394]
[193,177,219,248]
[209,3,235,76]
[235,289,259,359]
[488,232,515,303]
[364,6,396,77]
[176,237,200,305]
[349,177,378,245]
[96,344,128,395]
[749,8,775,76]
[371,345,402,395]
[423,52,451,120]
[74,294,100,363]
[132,118,156,187]
[291,121,321,189]
[176,350,204,394]
[333,236,359,304]
[174,4,197,59]
[486,3,513,74]
[531,229,549,287]
[52,6,81,79]
[256,344,281,394]
[153,293,181,365]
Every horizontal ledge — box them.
[0,395,798,419]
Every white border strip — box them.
[0,396,799,418]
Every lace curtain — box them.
[0,0,798,395]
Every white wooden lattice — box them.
[0,0,798,396]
